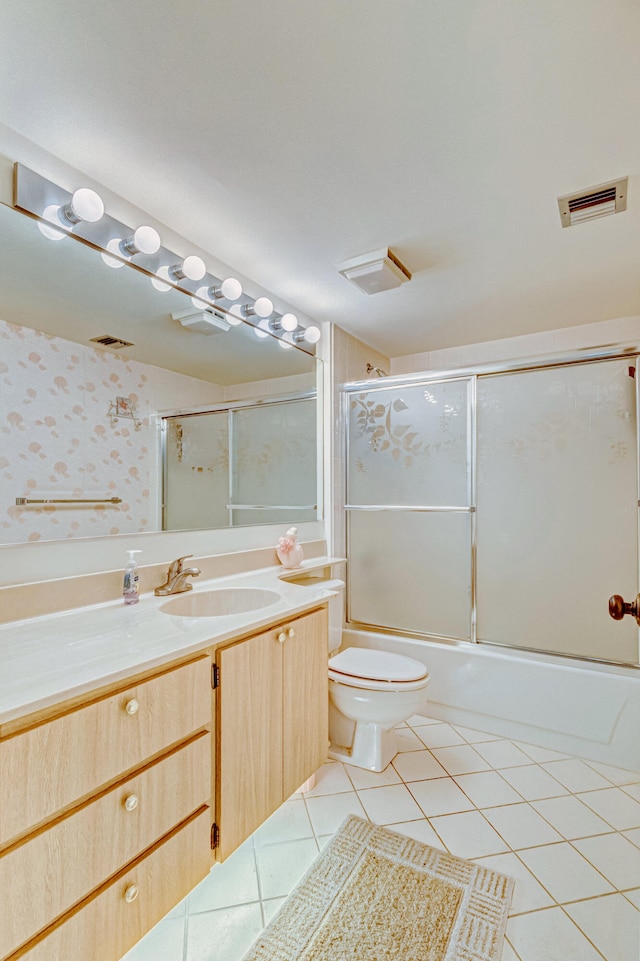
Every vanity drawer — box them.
[0,732,210,960]
[0,656,210,845]
[17,808,211,961]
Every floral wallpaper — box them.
[0,320,222,543]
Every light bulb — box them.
[151,266,172,292]
[60,187,104,225]
[121,225,161,256]
[242,296,273,319]
[219,277,242,301]
[37,205,67,241]
[101,238,125,269]
[293,325,321,345]
[170,255,206,281]
[281,312,298,332]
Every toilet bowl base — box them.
[329,722,398,772]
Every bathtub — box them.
[342,628,640,772]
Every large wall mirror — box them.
[0,199,321,545]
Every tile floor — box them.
[122,715,640,961]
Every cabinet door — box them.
[217,630,283,860]
[282,608,329,800]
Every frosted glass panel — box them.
[232,400,317,512]
[477,360,638,665]
[348,380,471,506]
[348,510,471,639]
[164,412,229,530]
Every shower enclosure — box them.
[345,352,639,669]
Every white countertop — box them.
[0,558,343,728]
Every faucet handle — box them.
[169,554,193,577]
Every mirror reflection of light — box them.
[227,305,244,326]
[254,318,270,338]
[151,266,172,292]
[101,238,126,268]
[37,205,68,241]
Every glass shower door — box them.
[346,378,473,640]
[476,358,639,665]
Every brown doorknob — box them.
[608,594,640,623]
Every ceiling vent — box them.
[172,306,231,335]
[90,334,134,349]
[337,247,412,294]
[557,177,628,228]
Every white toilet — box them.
[328,647,430,772]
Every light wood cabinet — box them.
[0,656,211,961]
[215,606,328,860]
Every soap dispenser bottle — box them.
[123,550,142,605]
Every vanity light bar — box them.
[13,163,320,352]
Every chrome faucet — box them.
[154,555,201,596]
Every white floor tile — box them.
[622,782,640,802]
[541,759,614,793]
[430,744,492,775]
[414,722,465,748]
[584,760,640,786]
[429,810,509,859]
[506,906,607,961]
[406,713,439,727]
[623,828,640,849]
[254,837,319,899]
[344,762,402,789]
[305,790,367,836]
[531,795,614,840]
[252,798,314,845]
[475,852,554,915]
[517,842,615,903]
[452,770,522,808]
[577,787,640,830]
[188,847,259,913]
[395,728,426,752]
[451,724,501,744]
[624,888,640,909]
[392,748,448,782]
[514,743,570,763]
[482,803,564,850]
[186,903,263,961]
[473,740,535,769]
[498,765,569,801]
[357,783,425,824]
[388,818,446,850]
[572,833,640,890]
[121,917,186,961]
[303,760,353,796]
[407,776,475,817]
[500,940,522,961]
[566,894,640,961]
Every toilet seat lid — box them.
[328,647,428,683]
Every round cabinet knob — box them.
[123,794,139,812]
[287,627,296,638]
[277,631,287,644]
[124,698,139,716]
[124,883,139,903]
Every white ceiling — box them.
[1,0,639,360]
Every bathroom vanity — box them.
[0,563,335,961]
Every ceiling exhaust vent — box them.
[337,247,411,294]
[171,306,231,335]
[90,334,134,349]
[558,177,628,228]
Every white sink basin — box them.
[160,587,281,618]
